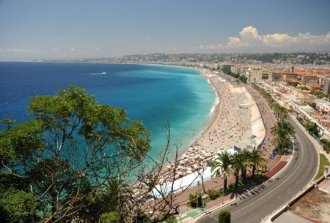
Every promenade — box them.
[174,75,288,222]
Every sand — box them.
[157,70,265,181]
[193,72,254,152]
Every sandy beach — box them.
[195,72,253,151]
[144,69,281,215]
[157,69,266,182]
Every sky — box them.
[0,0,330,60]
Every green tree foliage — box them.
[211,151,232,192]
[211,149,266,191]
[0,118,15,130]
[0,86,151,222]
[310,90,330,100]
[272,104,287,121]
[231,152,243,188]
[321,139,330,153]
[251,84,278,108]
[222,66,231,75]
[315,154,330,180]
[189,192,203,208]
[218,210,231,223]
[249,149,266,177]
[0,188,36,223]
[240,149,251,183]
[238,75,248,84]
[207,189,222,200]
[305,121,320,138]
[99,211,120,223]
[271,120,295,154]
[165,215,178,223]
[221,67,239,79]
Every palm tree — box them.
[278,106,288,121]
[211,151,232,192]
[272,104,287,121]
[305,121,320,137]
[249,149,266,177]
[272,104,281,120]
[231,152,243,188]
[271,120,295,153]
[240,149,251,183]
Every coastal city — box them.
[54,52,330,141]
[115,53,330,223]
[44,52,330,222]
[1,1,330,223]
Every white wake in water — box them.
[89,71,107,76]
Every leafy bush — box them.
[218,210,231,223]
[166,215,178,223]
[189,192,203,208]
[207,189,221,200]
[227,180,244,192]
[277,147,288,155]
[321,139,330,153]
[99,211,120,223]
[305,121,320,138]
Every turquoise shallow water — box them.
[0,62,215,158]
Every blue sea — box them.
[0,62,215,158]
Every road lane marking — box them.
[198,118,318,223]
[231,128,307,215]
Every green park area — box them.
[315,154,330,180]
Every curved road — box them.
[197,116,319,223]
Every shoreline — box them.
[155,68,266,185]
[151,64,263,158]
[191,70,261,152]
[198,71,221,139]
[185,71,220,149]
[143,64,262,157]
[175,69,221,157]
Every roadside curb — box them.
[187,144,295,223]
[261,113,321,223]
[289,113,321,181]
[180,87,295,223]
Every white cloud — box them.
[239,26,262,43]
[227,37,248,47]
[195,26,330,52]
[262,33,295,45]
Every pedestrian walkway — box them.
[178,208,205,223]
[273,211,312,223]
[319,178,330,193]
[289,113,330,174]
[175,82,289,222]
